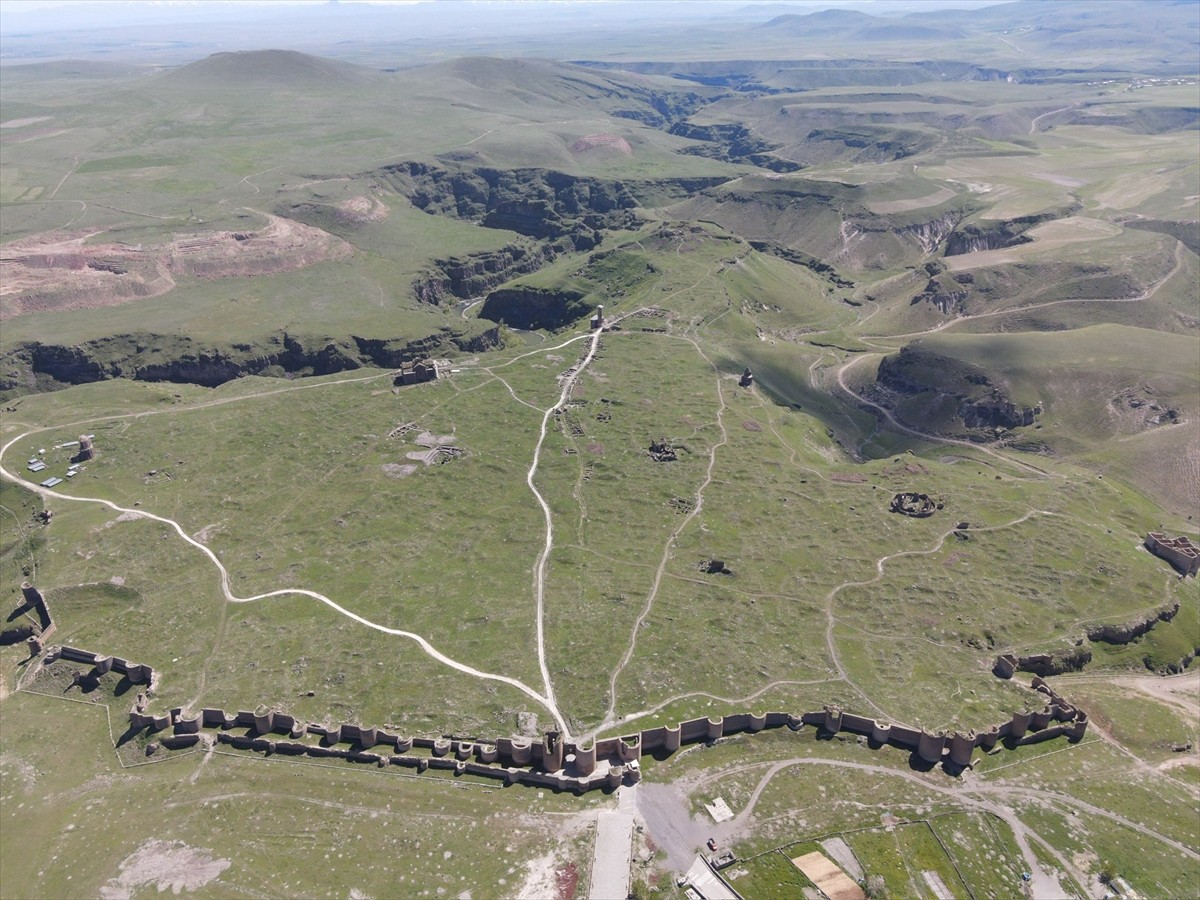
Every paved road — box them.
[589,807,634,900]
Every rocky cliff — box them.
[0,324,502,393]
[1085,602,1180,645]
[477,286,592,331]
[874,344,1040,436]
[376,162,642,239]
[412,241,564,305]
[1015,646,1093,677]
[669,122,801,171]
[958,397,1037,429]
[944,207,1074,256]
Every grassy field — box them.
[2,17,1198,899]
[0,689,597,900]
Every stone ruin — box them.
[1145,532,1200,577]
[1,582,56,652]
[394,359,438,387]
[700,559,732,575]
[889,491,940,517]
[648,439,678,462]
[19,586,1093,792]
[73,435,95,463]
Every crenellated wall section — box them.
[18,578,1091,791]
[34,640,1088,791]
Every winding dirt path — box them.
[525,326,606,739]
[599,335,731,731]
[1029,102,1080,134]
[834,352,1055,477]
[821,508,1051,722]
[0,378,565,730]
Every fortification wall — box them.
[45,645,154,685]
[3,582,57,648]
[30,637,1090,788]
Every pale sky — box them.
[1,0,427,10]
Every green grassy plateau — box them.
[2,5,1198,897]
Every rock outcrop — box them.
[376,162,643,239]
[1,325,502,392]
[412,242,562,305]
[958,397,1037,430]
[478,286,593,331]
[1085,602,1181,644]
[873,343,1039,437]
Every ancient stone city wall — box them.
[1,582,56,647]
[37,640,1088,793]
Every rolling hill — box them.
[156,48,386,89]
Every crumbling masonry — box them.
[1145,532,1200,576]
[27,645,1087,791]
[1,582,56,650]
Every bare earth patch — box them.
[192,524,221,544]
[336,195,389,224]
[866,186,958,215]
[100,511,146,530]
[517,849,560,900]
[0,116,54,129]
[555,862,579,900]
[382,462,419,478]
[98,840,230,899]
[1,211,351,319]
[829,472,867,484]
[414,431,456,447]
[570,133,633,156]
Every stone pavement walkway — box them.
[589,784,637,900]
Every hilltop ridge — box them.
[158,49,384,88]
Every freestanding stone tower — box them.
[74,435,95,463]
[739,367,754,388]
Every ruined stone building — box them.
[394,359,438,386]
[1145,532,1200,576]
[73,434,95,463]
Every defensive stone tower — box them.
[74,435,95,462]
[739,367,754,388]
